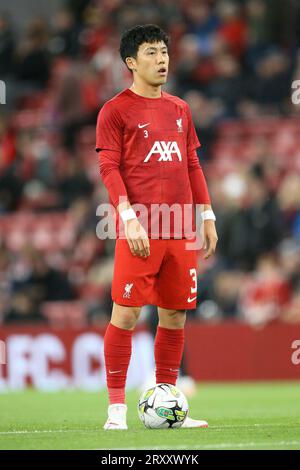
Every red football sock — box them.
[154,326,185,386]
[104,323,133,405]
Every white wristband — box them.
[201,210,216,222]
[120,208,137,222]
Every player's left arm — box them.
[185,102,218,259]
[188,150,218,259]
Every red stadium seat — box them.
[0,212,78,252]
[77,283,106,301]
[42,301,87,328]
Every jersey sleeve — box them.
[95,102,129,208]
[95,102,123,152]
[185,103,210,204]
[98,149,129,208]
[188,149,211,204]
[185,103,201,151]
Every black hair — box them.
[119,24,170,70]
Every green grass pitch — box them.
[1,382,300,450]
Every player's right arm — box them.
[96,102,150,258]
[116,199,150,258]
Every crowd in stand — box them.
[0,0,300,326]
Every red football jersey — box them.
[96,88,206,238]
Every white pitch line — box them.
[0,429,98,435]
[209,423,300,430]
[203,441,300,449]
[0,422,299,435]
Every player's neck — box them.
[129,81,162,99]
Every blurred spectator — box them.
[212,269,243,318]
[185,1,220,55]
[175,34,203,94]
[239,252,291,326]
[246,0,271,51]
[0,166,23,213]
[49,9,81,58]
[3,290,47,325]
[12,249,75,303]
[66,0,92,25]
[14,18,51,90]
[0,12,15,77]
[52,61,85,149]
[208,53,244,116]
[57,158,94,208]
[184,89,222,158]
[87,290,112,328]
[278,239,300,292]
[219,164,283,270]
[91,35,131,100]
[216,0,247,58]
[79,4,115,58]
[277,173,300,237]
[80,65,102,121]
[0,117,17,174]
[69,197,99,234]
[245,49,291,112]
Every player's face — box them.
[135,41,169,86]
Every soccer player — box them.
[95,24,218,430]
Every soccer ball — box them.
[138,383,189,429]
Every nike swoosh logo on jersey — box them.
[187,296,197,303]
[109,370,122,374]
[138,123,150,128]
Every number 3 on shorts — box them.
[189,268,197,294]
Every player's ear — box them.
[126,57,137,72]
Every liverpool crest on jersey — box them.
[176,118,183,133]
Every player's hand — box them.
[203,220,218,259]
[124,218,150,258]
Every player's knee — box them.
[172,310,186,328]
[112,304,141,330]
[159,309,186,329]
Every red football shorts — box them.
[112,238,198,310]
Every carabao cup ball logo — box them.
[156,407,176,421]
